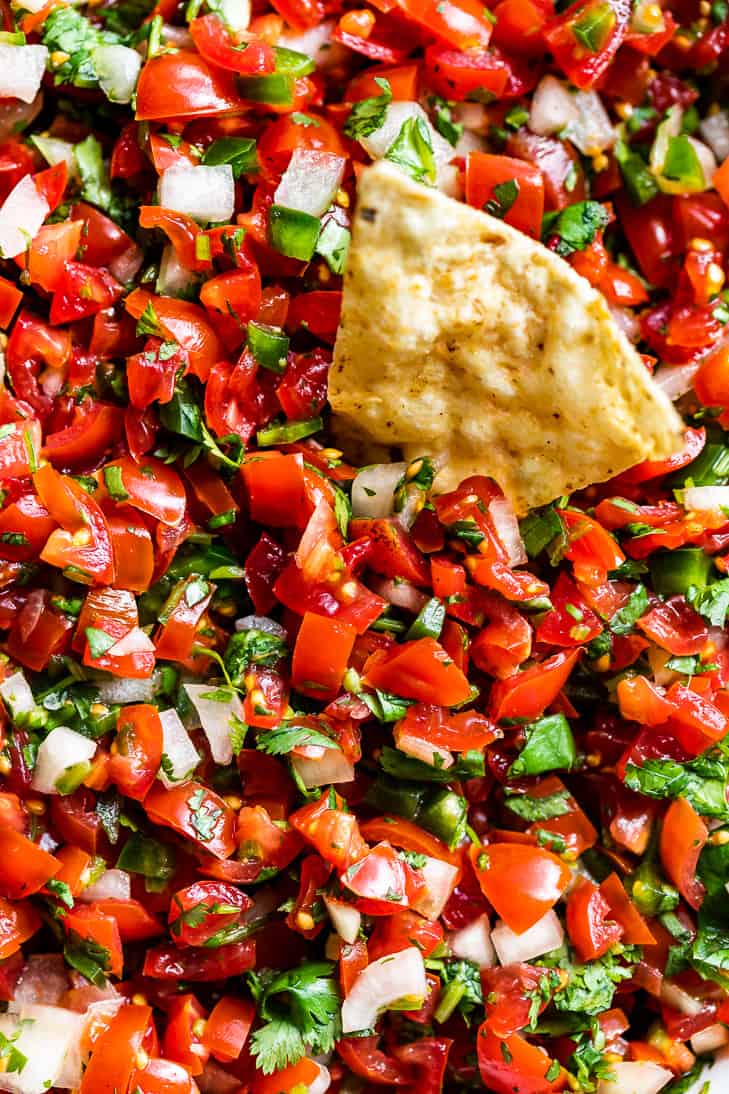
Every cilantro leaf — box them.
[687,579,729,628]
[344,77,392,141]
[485,178,520,219]
[43,7,121,88]
[249,1018,306,1075]
[553,950,635,1016]
[504,788,571,822]
[609,583,649,635]
[257,722,341,756]
[509,714,577,777]
[202,137,258,178]
[542,201,610,257]
[385,116,437,186]
[64,929,110,987]
[250,962,341,1074]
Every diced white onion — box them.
[596,1061,673,1094]
[158,163,235,224]
[700,110,729,164]
[609,304,642,343]
[158,708,199,788]
[0,174,49,260]
[94,674,157,704]
[0,1005,85,1094]
[0,671,36,720]
[213,0,250,30]
[108,243,143,284]
[31,727,96,796]
[529,75,579,137]
[341,948,426,1034]
[653,361,699,401]
[184,683,244,766]
[368,576,428,614]
[79,868,131,903]
[448,913,497,969]
[453,102,488,133]
[13,956,68,1008]
[410,856,459,921]
[307,1063,331,1094]
[278,21,341,68]
[393,729,453,770]
[292,751,355,789]
[0,45,48,105]
[106,626,155,658]
[324,897,361,944]
[359,102,455,195]
[274,147,346,218]
[93,45,141,104]
[488,496,527,566]
[235,615,287,638]
[660,981,704,1017]
[351,462,407,519]
[683,486,729,512]
[690,1023,729,1055]
[491,910,564,965]
[156,244,198,299]
[31,136,77,177]
[564,90,616,154]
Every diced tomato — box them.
[470,842,571,933]
[465,154,545,238]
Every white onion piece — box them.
[31,727,96,796]
[31,135,76,176]
[324,896,361,944]
[0,671,35,720]
[683,485,729,511]
[596,1062,673,1094]
[491,910,564,965]
[158,708,199,788]
[449,914,497,969]
[274,147,346,218]
[80,869,131,903]
[292,751,355,789]
[700,111,729,164]
[184,684,244,765]
[108,243,143,284]
[453,102,488,133]
[488,496,527,566]
[93,44,141,104]
[660,981,704,1017]
[235,615,287,638]
[393,728,453,770]
[278,20,345,70]
[653,361,699,401]
[360,102,454,193]
[213,0,250,30]
[0,93,42,142]
[453,128,487,159]
[690,1023,729,1054]
[341,948,426,1034]
[158,163,235,224]
[609,304,641,343]
[157,244,198,298]
[529,75,579,137]
[94,675,157,704]
[307,1063,331,1094]
[13,956,68,1008]
[411,856,459,921]
[0,45,48,105]
[564,90,616,154]
[691,137,717,188]
[351,462,407,519]
[0,174,49,259]
[368,576,428,614]
[106,626,155,658]
[0,1005,85,1094]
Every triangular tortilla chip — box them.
[329,162,683,514]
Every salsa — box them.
[0,2,727,1093]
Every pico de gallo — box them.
[0,0,729,1092]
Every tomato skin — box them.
[125,289,225,382]
[0,828,60,899]
[544,0,631,89]
[465,154,545,237]
[483,964,554,1038]
[108,704,163,801]
[189,15,275,75]
[477,1027,562,1094]
[143,940,256,980]
[135,51,247,119]
[0,897,40,960]
[49,262,123,324]
[292,611,356,700]
[290,789,368,870]
[506,128,586,211]
[276,347,331,417]
[94,899,165,942]
[34,463,115,584]
[168,880,251,948]
[470,842,571,933]
[342,841,424,915]
[64,905,124,977]
[489,648,581,722]
[162,995,209,1076]
[361,815,461,869]
[202,996,254,1063]
[104,456,187,527]
[0,420,42,482]
[566,879,624,962]
[43,401,124,471]
[659,797,708,910]
[363,637,472,706]
[252,1058,323,1094]
[144,782,237,860]
[424,43,510,101]
[336,1037,411,1085]
[599,873,655,945]
[636,598,708,656]
[535,572,602,647]
[80,1005,153,1094]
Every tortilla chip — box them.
[329,161,683,514]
